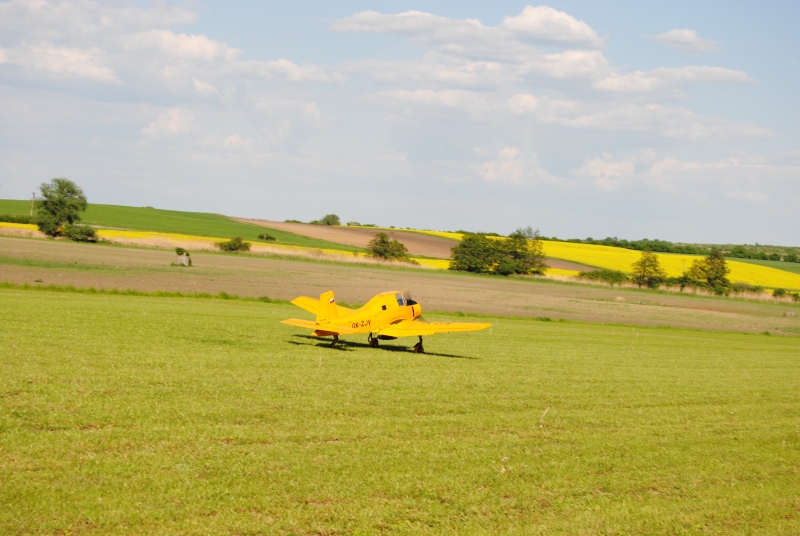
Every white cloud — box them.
[595,66,752,93]
[650,29,722,54]
[500,6,604,48]
[479,147,567,186]
[482,147,524,184]
[558,104,771,142]
[724,189,769,202]
[0,43,120,83]
[574,153,635,191]
[572,151,793,203]
[141,108,196,140]
[124,30,242,62]
[367,89,497,119]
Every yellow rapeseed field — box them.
[543,241,800,289]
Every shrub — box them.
[0,214,36,224]
[773,288,787,298]
[257,233,276,241]
[784,253,798,263]
[729,282,763,294]
[578,269,628,287]
[174,247,192,266]
[284,219,303,223]
[366,232,415,263]
[217,237,250,252]
[63,224,98,242]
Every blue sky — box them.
[1,1,797,244]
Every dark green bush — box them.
[257,233,276,241]
[577,269,628,286]
[773,288,787,298]
[217,237,250,252]
[729,282,763,294]
[63,224,98,242]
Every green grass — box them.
[734,257,800,275]
[1,289,799,534]
[0,200,361,252]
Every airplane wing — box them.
[280,318,361,335]
[376,320,491,338]
[291,296,354,316]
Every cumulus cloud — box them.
[0,0,197,38]
[124,31,242,61]
[141,108,196,140]
[479,147,568,186]
[650,29,722,54]
[574,153,635,191]
[500,6,604,48]
[0,43,120,83]
[572,151,792,203]
[595,66,753,93]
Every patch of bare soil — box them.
[234,219,593,271]
[2,236,798,335]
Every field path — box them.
[234,219,592,271]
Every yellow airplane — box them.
[281,290,491,352]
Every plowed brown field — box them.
[2,236,798,335]
[235,219,592,271]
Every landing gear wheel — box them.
[412,336,424,354]
[330,335,339,348]
[368,333,379,348]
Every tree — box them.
[366,232,413,262]
[311,214,341,225]
[687,249,730,295]
[449,233,500,273]
[36,178,88,236]
[504,226,547,275]
[630,250,667,288]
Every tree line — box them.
[579,249,799,300]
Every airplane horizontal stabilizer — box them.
[291,296,354,317]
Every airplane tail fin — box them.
[316,291,337,324]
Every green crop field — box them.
[734,257,800,276]
[0,200,361,252]
[2,288,799,534]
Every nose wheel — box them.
[412,336,424,354]
[330,335,339,348]
[367,333,379,348]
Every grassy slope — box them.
[0,200,360,252]
[734,257,800,275]
[1,289,799,534]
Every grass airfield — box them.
[2,288,800,534]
